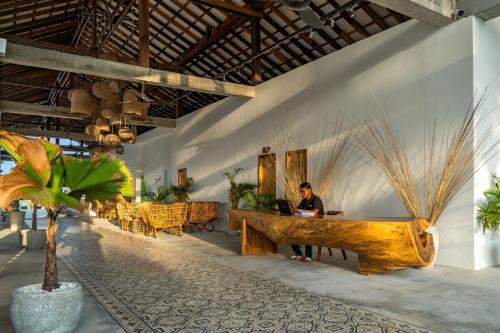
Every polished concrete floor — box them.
[0,221,123,333]
[1,217,499,332]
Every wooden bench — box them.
[228,209,435,275]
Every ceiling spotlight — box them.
[348,6,355,18]
[329,17,335,28]
[308,30,314,39]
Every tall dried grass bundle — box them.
[354,93,496,226]
[265,113,356,208]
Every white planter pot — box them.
[18,229,47,250]
[10,282,83,333]
[9,211,25,231]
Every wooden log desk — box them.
[228,209,435,275]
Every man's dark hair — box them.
[299,182,312,189]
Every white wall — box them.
[472,16,500,269]
[132,16,500,269]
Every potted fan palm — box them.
[9,199,25,231]
[0,131,133,333]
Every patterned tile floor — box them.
[59,223,432,333]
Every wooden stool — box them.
[316,210,347,262]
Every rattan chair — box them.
[116,202,131,231]
[173,203,190,236]
[127,202,147,234]
[187,201,219,232]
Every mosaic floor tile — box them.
[59,225,432,333]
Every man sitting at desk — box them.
[291,182,324,262]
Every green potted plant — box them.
[223,168,256,209]
[244,192,277,210]
[140,175,172,203]
[170,177,194,202]
[9,199,25,231]
[18,202,47,250]
[0,131,132,333]
[477,175,500,233]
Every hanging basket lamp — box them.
[96,117,110,132]
[84,124,101,139]
[118,126,134,140]
[122,89,150,118]
[68,89,93,117]
[103,133,120,148]
[92,81,113,99]
[109,115,122,126]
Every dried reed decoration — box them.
[354,93,496,226]
[265,113,356,208]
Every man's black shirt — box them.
[297,194,324,215]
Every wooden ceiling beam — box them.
[0,39,255,97]
[173,15,246,67]
[137,0,150,67]
[2,127,92,141]
[0,35,91,55]
[97,0,135,54]
[191,0,263,18]
[0,100,177,128]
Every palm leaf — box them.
[40,139,62,162]
[18,140,52,186]
[22,187,81,209]
[0,166,39,208]
[0,130,27,163]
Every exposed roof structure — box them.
[0,0,408,137]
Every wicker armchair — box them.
[141,203,189,238]
[116,202,146,234]
[127,202,146,234]
[187,201,219,232]
[116,202,131,231]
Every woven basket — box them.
[101,108,115,119]
[92,81,113,99]
[103,133,120,148]
[96,117,110,132]
[122,89,149,117]
[110,115,122,126]
[118,127,134,140]
[85,124,101,138]
[103,93,119,110]
[123,135,136,144]
[68,88,93,117]
[109,80,121,94]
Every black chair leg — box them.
[341,249,347,260]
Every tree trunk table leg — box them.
[358,255,393,275]
[327,248,333,256]
[241,218,277,256]
[316,247,322,262]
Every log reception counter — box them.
[228,209,435,275]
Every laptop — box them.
[276,199,293,215]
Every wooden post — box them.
[251,17,262,85]
[137,0,150,67]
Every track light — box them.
[308,30,314,39]
[348,6,355,18]
[329,18,335,28]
